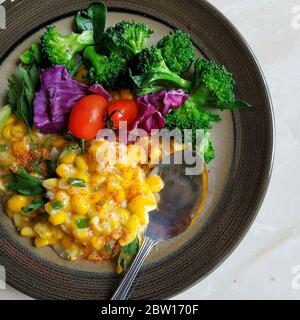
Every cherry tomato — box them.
[69,95,109,140]
[107,99,139,129]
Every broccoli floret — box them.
[190,58,237,110]
[41,26,94,72]
[165,58,249,162]
[156,29,195,76]
[195,130,216,163]
[20,43,42,65]
[131,47,192,95]
[83,46,127,89]
[99,21,153,60]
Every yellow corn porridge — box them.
[1,126,164,265]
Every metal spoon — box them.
[111,149,207,300]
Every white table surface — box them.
[1,0,300,300]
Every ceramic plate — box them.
[0,0,274,299]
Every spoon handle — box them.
[111,236,156,300]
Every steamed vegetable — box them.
[156,29,195,76]
[20,43,42,65]
[33,66,111,134]
[195,130,216,164]
[189,58,250,110]
[68,95,109,140]
[99,21,153,60]
[41,26,94,73]
[8,64,40,137]
[131,47,192,95]
[83,46,127,89]
[132,89,188,133]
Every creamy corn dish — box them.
[0,84,172,273]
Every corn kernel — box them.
[43,178,58,190]
[72,228,89,240]
[89,192,103,204]
[60,151,76,164]
[49,211,67,226]
[11,123,27,140]
[52,227,64,240]
[48,238,57,245]
[91,236,105,250]
[90,174,106,186]
[52,136,67,148]
[34,237,49,248]
[5,114,17,125]
[34,223,53,239]
[71,194,90,215]
[56,164,75,179]
[7,195,30,213]
[120,89,133,100]
[2,125,13,140]
[55,191,70,203]
[128,195,156,216]
[12,141,28,155]
[116,208,130,223]
[146,175,165,193]
[127,214,139,233]
[116,265,123,274]
[74,156,88,171]
[21,227,36,238]
[73,170,89,183]
[119,232,136,246]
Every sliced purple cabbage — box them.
[131,89,188,134]
[34,66,111,134]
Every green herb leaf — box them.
[51,200,63,210]
[3,170,45,196]
[75,2,107,43]
[22,198,46,214]
[7,64,40,137]
[76,218,89,229]
[68,178,86,187]
[32,158,57,177]
[117,237,140,271]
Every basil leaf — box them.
[68,178,86,187]
[7,64,40,136]
[22,198,46,214]
[51,201,63,210]
[76,218,89,229]
[75,2,107,42]
[3,170,45,196]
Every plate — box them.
[0,0,274,300]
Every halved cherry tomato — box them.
[107,99,138,129]
[69,95,109,140]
